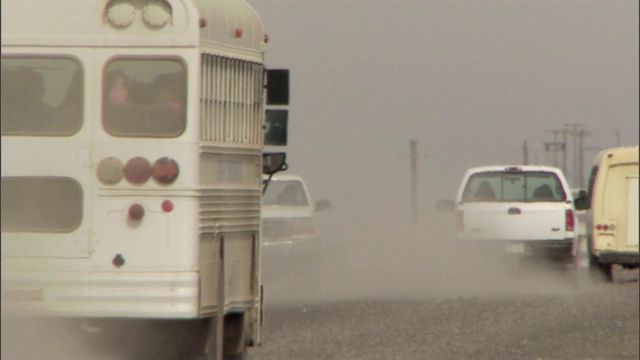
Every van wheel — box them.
[587,254,609,283]
[224,349,248,360]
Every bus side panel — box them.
[198,234,257,314]
[199,235,222,315]
[224,233,255,309]
[626,178,639,247]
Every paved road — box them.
[254,219,639,360]
[253,281,638,360]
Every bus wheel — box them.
[223,313,247,360]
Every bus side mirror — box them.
[266,69,289,105]
[264,109,288,146]
[262,152,287,175]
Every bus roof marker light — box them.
[124,157,152,184]
[235,28,243,38]
[142,0,172,29]
[105,0,136,28]
[97,157,124,185]
[152,157,179,184]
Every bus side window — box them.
[1,68,12,126]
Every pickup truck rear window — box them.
[462,171,566,203]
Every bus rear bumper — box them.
[1,271,201,319]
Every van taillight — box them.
[595,224,615,231]
[565,209,574,232]
[456,209,464,232]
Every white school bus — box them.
[1,0,288,358]
[584,146,639,281]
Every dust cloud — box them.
[1,312,208,360]
[0,314,114,360]
[261,194,605,306]
[253,0,637,307]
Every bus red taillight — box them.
[162,200,174,212]
[565,209,574,232]
[128,203,145,220]
[97,157,124,185]
[124,157,152,184]
[152,157,179,184]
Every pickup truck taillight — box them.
[456,209,464,232]
[565,209,575,232]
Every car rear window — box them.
[263,180,309,207]
[462,171,566,203]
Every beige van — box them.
[583,146,639,282]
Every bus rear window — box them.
[103,58,186,138]
[1,177,83,233]
[1,56,83,136]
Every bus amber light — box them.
[124,157,152,184]
[128,203,145,220]
[97,157,124,185]
[152,157,179,184]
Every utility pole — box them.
[544,129,567,172]
[410,140,418,225]
[545,130,560,167]
[564,124,580,186]
[562,129,568,174]
[523,141,528,165]
[564,123,590,188]
[578,126,591,188]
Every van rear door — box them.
[626,177,639,247]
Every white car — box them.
[439,165,583,266]
[261,174,330,275]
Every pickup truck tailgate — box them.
[462,202,568,241]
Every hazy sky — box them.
[250,0,639,227]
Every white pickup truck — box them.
[438,165,585,266]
